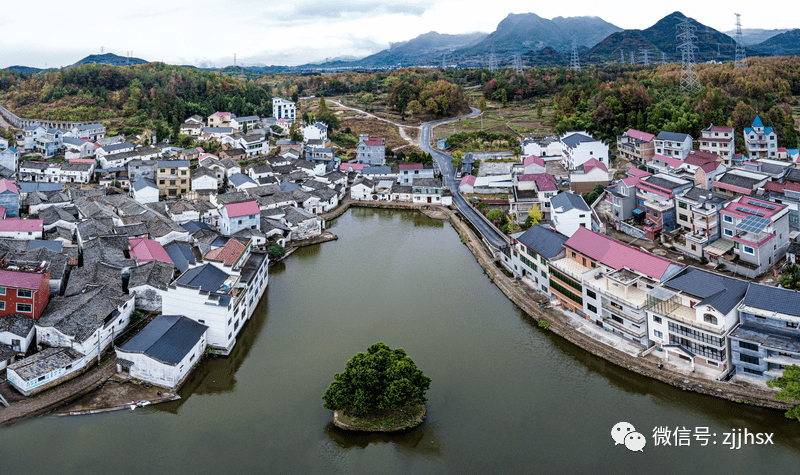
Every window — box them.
[654,330,663,339]
[723,215,732,223]
[17,303,32,313]
[0,287,5,295]
[587,290,597,300]
[679,214,688,221]
[788,321,799,329]
[0,302,4,310]
[198,319,205,324]
[637,199,644,206]
[703,314,718,325]
[724,229,733,237]
[743,367,762,376]
[738,341,759,352]
[653,211,659,218]
[587,304,598,313]
[678,202,687,209]
[743,246,754,255]
[739,354,759,365]
[653,316,662,324]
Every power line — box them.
[677,17,701,91]
[735,13,748,68]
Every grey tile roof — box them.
[81,235,135,269]
[164,241,199,273]
[100,142,134,153]
[181,221,212,234]
[413,178,442,188]
[551,192,590,212]
[157,160,190,168]
[27,239,63,253]
[38,206,79,226]
[229,173,257,187]
[716,172,765,190]
[77,218,114,242]
[516,225,569,260]
[656,131,692,142]
[743,283,800,317]
[215,191,251,205]
[38,285,129,343]
[132,178,158,191]
[282,206,317,225]
[561,132,596,148]
[18,182,63,194]
[118,315,207,366]
[114,222,150,237]
[0,314,36,337]
[129,261,174,291]
[64,262,123,297]
[362,166,391,175]
[664,267,748,315]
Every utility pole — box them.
[735,13,748,68]
[677,18,701,91]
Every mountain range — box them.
[4,13,798,73]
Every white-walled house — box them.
[303,122,328,142]
[0,314,36,359]
[7,347,90,396]
[219,200,260,236]
[115,315,208,390]
[0,218,44,240]
[131,179,159,204]
[560,132,609,170]
[550,192,592,237]
[351,178,375,200]
[654,131,693,160]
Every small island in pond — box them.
[323,342,431,432]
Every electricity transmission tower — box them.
[621,50,625,63]
[442,54,447,70]
[630,51,635,65]
[513,54,523,74]
[661,52,666,65]
[735,13,748,68]
[488,47,498,72]
[570,42,581,71]
[640,48,650,66]
[677,18,701,91]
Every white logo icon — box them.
[612,422,645,452]
[624,431,646,452]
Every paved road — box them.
[419,108,509,249]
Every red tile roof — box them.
[764,181,785,193]
[340,163,368,172]
[685,150,719,164]
[225,200,259,218]
[362,138,384,147]
[399,163,424,170]
[652,154,683,169]
[129,238,173,264]
[0,269,44,290]
[582,158,608,173]
[564,227,679,280]
[205,238,246,267]
[519,173,558,191]
[721,196,785,219]
[0,218,42,232]
[698,162,719,173]
[0,179,18,194]
[706,125,733,133]
[460,175,476,186]
[626,168,651,178]
[624,129,655,142]
[523,155,545,167]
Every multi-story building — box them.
[744,115,778,160]
[272,98,296,122]
[673,187,731,259]
[654,131,693,160]
[0,144,19,171]
[607,169,651,222]
[0,179,19,218]
[156,160,191,197]
[208,112,232,128]
[509,173,558,221]
[219,200,260,236]
[569,158,609,195]
[356,135,386,165]
[699,125,735,165]
[550,192,591,237]
[560,131,609,171]
[645,267,748,377]
[501,225,567,293]
[0,263,51,319]
[711,169,769,197]
[634,173,692,240]
[616,128,655,164]
[398,163,434,186]
[730,284,800,380]
[718,196,790,277]
[70,123,106,141]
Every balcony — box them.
[603,315,647,338]
[764,354,800,366]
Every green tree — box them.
[289,121,302,142]
[486,209,504,226]
[322,342,431,417]
[478,96,487,111]
[536,101,543,118]
[767,365,800,420]
[267,243,286,260]
[451,150,464,168]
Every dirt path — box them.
[328,100,420,148]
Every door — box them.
[427,197,432,203]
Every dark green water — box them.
[1,208,799,474]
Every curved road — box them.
[419,108,509,249]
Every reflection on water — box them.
[323,422,442,457]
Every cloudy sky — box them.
[2,0,798,68]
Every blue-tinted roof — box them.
[18,182,63,193]
[157,160,190,168]
[164,242,197,273]
[181,221,211,233]
[664,267,748,315]
[132,178,158,191]
[561,133,595,148]
[516,225,568,260]
[656,131,692,142]
[229,173,256,186]
[752,115,764,128]
[119,315,207,365]
[551,192,590,212]
[175,263,228,292]
[743,283,800,318]
[28,239,63,253]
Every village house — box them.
[156,160,191,197]
[550,192,591,237]
[672,187,731,259]
[0,144,19,171]
[560,131,608,171]
[70,123,106,141]
[501,225,568,293]
[645,267,748,377]
[0,218,44,240]
[520,135,562,158]
[272,97,296,122]
[131,179,159,204]
[509,173,558,221]
[412,178,451,205]
[744,115,778,160]
[730,284,800,381]
[62,137,95,159]
[699,125,735,165]
[115,315,208,390]
[219,200,260,236]
[7,347,89,396]
[711,168,769,197]
[208,112,232,128]
[398,163,434,186]
[654,131,693,160]
[303,122,328,142]
[0,179,20,217]
[0,314,35,363]
[569,158,610,195]
[0,263,51,319]
[96,142,135,168]
[616,129,655,164]
[356,135,386,165]
[231,115,260,132]
[633,173,692,240]
[519,154,546,175]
